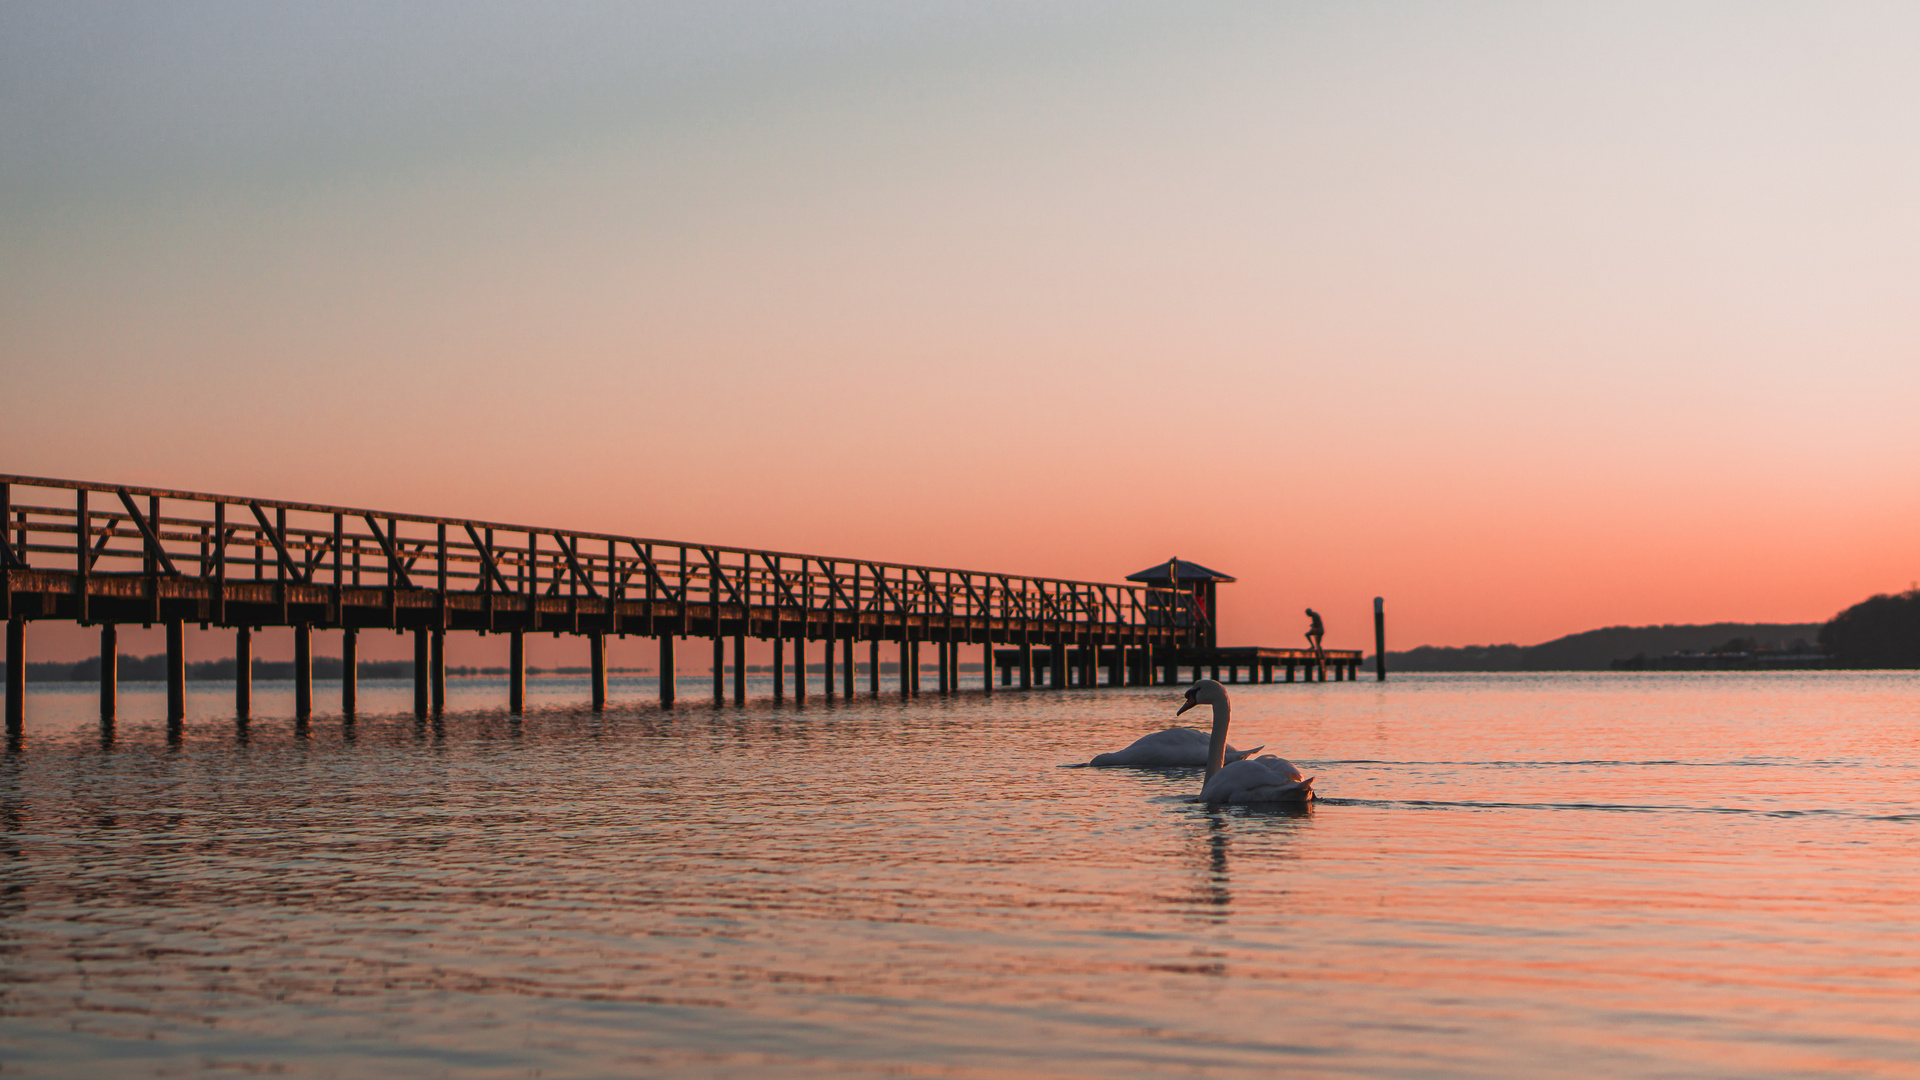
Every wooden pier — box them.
[2,474,1213,728]
[991,644,1363,688]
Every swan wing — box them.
[1091,727,1255,767]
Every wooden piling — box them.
[1019,642,1032,689]
[509,629,525,714]
[1051,642,1066,690]
[794,633,806,704]
[1374,597,1387,681]
[591,632,607,711]
[430,629,446,712]
[99,624,116,721]
[772,634,784,701]
[937,639,950,695]
[868,637,880,695]
[842,637,855,698]
[823,630,835,699]
[236,627,252,719]
[982,640,992,695]
[413,629,429,716]
[734,635,747,705]
[5,618,21,732]
[899,637,911,696]
[165,619,185,722]
[294,623,312,720]
[658,634,676,706]
[710,633,723,705]
[342,627,358,715]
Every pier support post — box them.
[5,618,21,733]
[983,641,993,695]
[342,628,358,715]
[734,635,747,705]
[294,623,312,720]
[591,632,607,711]
[710,634,723,706]
[509,630,525,714]
[413,629,429,717]
[910,638,921,695]
[99,624,117,722]
[843,637,855,698]
[868,637,880,695]
[658,634,676,707]
[1051,642,1066,690]
[236,627,252,719]
[899,637,911,696]
[430,629,446,712]
[823,632,835,700]
[772,634,784,701]
[937,639,950,695]
[165,619,185,723]
[1019,642,1032,689]
[793,633,806,704]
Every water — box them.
[3,671,1919,1078]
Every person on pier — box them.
[1304,608,1326,665]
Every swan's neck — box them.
[1204,700,1230,780]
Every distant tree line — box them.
[1818,589,1920,668]
[1373,623,1824,672]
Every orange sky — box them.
[5,3,1917,663]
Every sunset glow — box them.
[5,3,1916,659]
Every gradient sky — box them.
[5,1,1917,661]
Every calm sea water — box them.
[3,671,1918,1078]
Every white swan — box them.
[1179,679,1314,805]
[1088,728,1264,767]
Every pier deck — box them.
[3,474,1207,726]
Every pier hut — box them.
[1125,558,1232,648]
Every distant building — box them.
[1126,558,1235,649]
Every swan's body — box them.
[1089,727,1263,767]
[1179,679,1313,805]
[1197,754,1312,804]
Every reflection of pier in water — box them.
[3,474,1214,731]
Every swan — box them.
[1088,727,1264,767]
[1179,679,1314,805]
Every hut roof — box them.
[1125,559,1236,584]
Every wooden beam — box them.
[249,503,307,584]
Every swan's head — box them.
[1177,678,1229,716]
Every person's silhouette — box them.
[1304,608,1326,669]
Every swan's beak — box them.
[1176,691,1198,716]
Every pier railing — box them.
[0,474,1196,641]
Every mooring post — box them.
[658,634,677,707]
[294,623,312,720]
[1374,597,1387,681]
[430,629,446,712]
[99,624,117,721]
[236,626,252,719]
[509,629,525,714]
[165,619,185,722]
[734,634,747,705]
[591,631,607,711]
[5,618,22,733]
[413,629,429,717]
[342,627,358,715]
